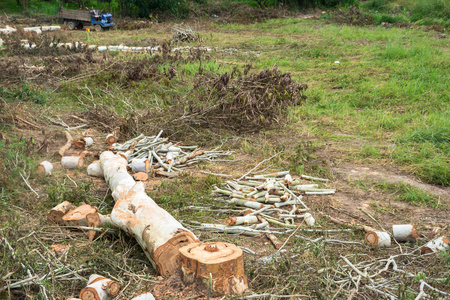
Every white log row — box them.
[365,231,391,248]
[106,134,118,145]
[392,224,419,242]
[61,156,84,169]
[0,26,17,34]
[79,274,120,300]
[47,201,74,224]
[38,161,53,176]
[131,293,155,300]
[87,160,104,177]
[130,158,151,173]
[421,236,449,255]
[226,215,258,226]
[100,151,198,275]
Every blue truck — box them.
[60,9,113,31]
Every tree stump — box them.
[179,242,248,295]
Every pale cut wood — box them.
[38,161,53,176]
[179,242,248,295]
[131,293,155,300]
[226,215,258,226]
[365,231,391,248]
[304,213,315,226]
[392,224,418,242]
[106,134,117,145]
[59,131,74,156]
[130,158,151,173]
[61,156,84,169]
[87,160,103,177]
[421,236,449,254]
[47,201,74,224]
[79,274,120,300]
[266,233,282,249]
[133,172,149,181]
[100,151,198,275]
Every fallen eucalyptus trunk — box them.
[99,151,198,275]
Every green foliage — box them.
[409,0,449,22]
[376,181,441,207]
[131,0,189,17]
[0,83,45,105]
[47,181,93,208]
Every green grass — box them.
[215,19,450,186]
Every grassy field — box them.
[1,10,449,300]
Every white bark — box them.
[79,274,120,300]
[87,161,103,177]
[131,293,155,300]
[38,161,53,176]
[0,26,17,34]
[130,158,151,173]
[304,213,315,226]
[226,215,258,226]
[100,151,198,275]
[61,156,84,169]
[365,231,391,248]
[421,236,449,254]
[83,137,94,147]
[118,150,133,162]
[392,224,418,242]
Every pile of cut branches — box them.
[181,66,307,133]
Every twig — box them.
[200,171,232,178]
[237,151,283,181]
[20,172,39,197]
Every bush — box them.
[409,0,449,22]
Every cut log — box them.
[87,161,103,177]
[73,137,93,150]
[304,213,315,226]
[100,151,198,275]
[266,233,282,249]
[38,161,53,176]
[47,201,74,224]
[62,156,84,169]
[365,231,391,248]
[118,150,133,161]
[133,172,148,181]
[61,203,102,241]
[179,242,248,295]
[106,134,117,145]
[131,293,155,300]
[79,274,120,300]
[226,215,258,226]
[392,224,418,243]
[59,131,73,157]
[421,236,449,254]
[130,158,151,173]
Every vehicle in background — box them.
[60,9,113,31]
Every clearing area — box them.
[1,8,449,300]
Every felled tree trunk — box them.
[100,151,198,275]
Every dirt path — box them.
[332,163,450,201]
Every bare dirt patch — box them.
[333,163,450,201]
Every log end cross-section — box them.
[179,242,248,295]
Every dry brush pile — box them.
[180,65,308,133]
